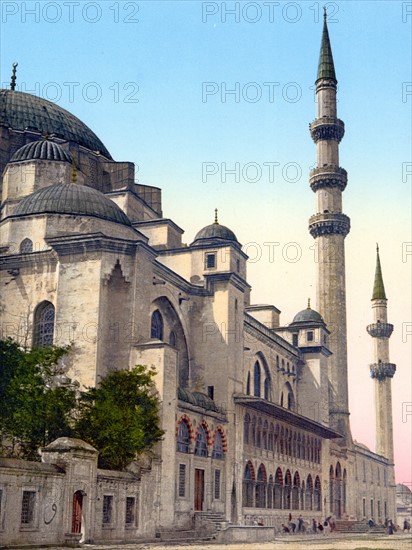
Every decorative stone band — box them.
[367,322,394,338]
[310,117,345,143]
[370,362,396,380]
[315,79,337,92]
[308,212,350,238]
[309,165,348,192]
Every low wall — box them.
[216,525,275,543]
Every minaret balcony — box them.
[310,117,345,143]
[309,165,347,192]
[367,322,394,338]
[308,212,350,238]
[370,362,396,380]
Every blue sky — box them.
[1,1,411,481]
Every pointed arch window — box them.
[246,371,251,395]
[194,425,208,457]
[169,330,176,347]
[254,361,261,397]
[177,420,190,453]
[20,238,33,254]
[151,310,163,340]
[33,301,55,347]
[212,430,224,459]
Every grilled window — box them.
[21,491,36,525]
[102,495,113,524]
[214,469,221,500]
[125,497,136,525]
[178,464,186,497]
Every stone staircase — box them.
[334,520,373,533]
[194,511,228,532]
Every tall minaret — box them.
[367,246,396,462]
[308,9,351,439]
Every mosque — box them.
[0,12,397,546]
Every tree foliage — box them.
[75,366,164,470]
[0,340,164,469]
[0,339,76,459]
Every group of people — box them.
[385,518,411,534]
[281,514,336,535]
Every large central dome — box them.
[11,183,131,226]
[0,90,112,159]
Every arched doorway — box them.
[335,462,342,519]
[72,490,85,538]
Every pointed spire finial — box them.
[372,244,387,300]
[71,151,78,184]
[307,298,311,309]
[214,208,219,224]
[317,7,336,82]
[10,62,18,91]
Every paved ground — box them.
[41,532,412,550]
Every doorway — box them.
[194,469,205,511]
[72,491,83,534]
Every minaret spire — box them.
[372,244,387,300]
[317,9,336,82]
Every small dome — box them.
[291,305,324,325]
[43,437,97,453]
[192,217,239,247]
[12,183,132,226]
[10,140,73,164]
[177,387,219,412]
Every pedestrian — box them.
[312,518,317,533]
[281,523,290,534]
[289,521,296,533]
[317,521,324,534]
[368,517,375,528]
[298,515,304,532]
[387,519,394,535]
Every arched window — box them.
[244,414,250,444]
[246,371,251,395]
[254,361,261,397]
[194,425,208,457]
[274,467,283,509]
[151,309,163,340]
[268,423,274,452]
[212,430,224,459]
[20,238,33,254]
[262,420,268,450]
[243,462,255,507]
[284,470,292,509]
[256,464,267,508]
[292,471,300,510]
[314,476,322,511]
[306,474,313,510]
[177,420,190,453]
[256,418,262,448]
[251,417,257,446]
[33,301,55,347]
[169,330,176,346]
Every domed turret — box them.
[10,140,73,164]
[11,183,132,226]
[191,209,239,247]
[291,300,325,325]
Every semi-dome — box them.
[291,302,324,325]
[11,183,132,226]
[192,211,239,247]
[0,89,112,159]
[10,140,73,164]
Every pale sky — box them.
[1,1,411,483]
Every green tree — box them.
[75,366,164,470]
[0,339,77,459]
